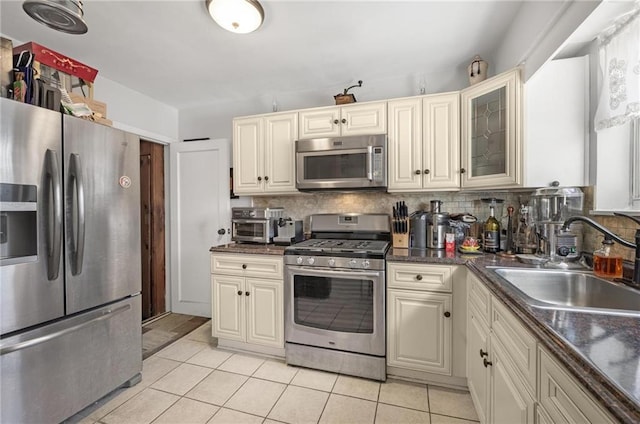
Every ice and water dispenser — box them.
[0,183,38,265]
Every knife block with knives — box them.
[392,201,410,249]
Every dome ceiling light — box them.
[23,0,88,34]
[206,0,264,34]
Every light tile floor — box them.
[67,322,479,424]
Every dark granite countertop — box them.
[387,248,640,423]
[210,243,287,255]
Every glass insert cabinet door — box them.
[460,68,522,188]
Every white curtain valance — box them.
[595,3,640,132]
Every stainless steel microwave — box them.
[295,134,387,191]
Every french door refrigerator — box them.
[0,98,142,423]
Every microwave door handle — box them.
[367,145,374,181]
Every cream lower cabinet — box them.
[211,253,284,355]
[387,263,467,384]
[387,93,460,192]
[467,272,617,424]
[467,272,535,424]
[233,112,298,195]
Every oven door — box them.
[284,265,385,356]
[232,219,271,243]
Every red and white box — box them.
[13,42,98,82]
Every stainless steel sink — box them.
[490,268,640,316]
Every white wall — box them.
[91,76,178,144]
[493,0,601,81]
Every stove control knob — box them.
[328,258,336,267]
[307,257,315,265]
[362,260,370,269]
[349,259,358,268]
[296,257,303,265]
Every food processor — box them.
[530,186,584,266]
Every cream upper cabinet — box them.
[461,68,522,189]
[524,56,588,188]
[388,93,460,192]
[298,101,386,139]
[233,112,298,195]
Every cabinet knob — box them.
[341,118,347,124]
[483,358,493,367]
[424,169,430,175]
[416,274,423,281]
[479,349,488,358]
[415,170,421,175]
[460,168,466,174]
[242,264,247,269]
[237,290,242,296]
[333,119,339,125]
[217,228,226,235]
[444,311,451,318]
[264,176,269,181]
[257,176,262,182]
[245,291,250,296]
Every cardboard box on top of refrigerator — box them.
[13,41,98,82]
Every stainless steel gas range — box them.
[284,214,390,381]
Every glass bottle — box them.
[483,205,501,253]
[593,238,623,279]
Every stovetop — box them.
[285,238,390,259]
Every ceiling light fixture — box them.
[23,0,88,34]
[206,0,264,34]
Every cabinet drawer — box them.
[491,300,537,395]
[387,262,453,292]
[211,254,283,279]
[467,272,491,326]
[538,348,615,424]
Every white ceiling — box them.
[0,1,634,110]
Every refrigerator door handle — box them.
[44,149,62,280]
[0,303,131,355]
[67,153,85,275]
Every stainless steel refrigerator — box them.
[0,98,142,423]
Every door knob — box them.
[257,176,262,181]
[217,228,226,235]
[242,264,247,269]
[264,176,269,181]
[460,168,466,174]
[444,311,451,318]
[424,169,430,174]
[483,358,493,367]
[416,274,423,281]
[479,349,488,358]
[245,291,250,296]
[333,119,339,124]
[415,170,421,175]
[237,290,242,296]
[341,118,347,124]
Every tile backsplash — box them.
[254,190,532,233]
[254,186,638,263]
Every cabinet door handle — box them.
[245,291,250,296]
[444,311,451,318]
[257,176,262,182]
[264,176,269,181]
[460,168,466,174]
[242,264,247,269]
[479,349,488,358]
[341,118,347,124]
[333,119,339,125]
[415,170,421,175]
[237,290,242,296]
[483,358,493,367]
[424,169,430,175]
[416,274,423,281]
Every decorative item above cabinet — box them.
[298,100,386,139]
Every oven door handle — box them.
[233,219,268,224]
[286,266,383,279]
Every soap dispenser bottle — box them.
[593,237,623,279]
